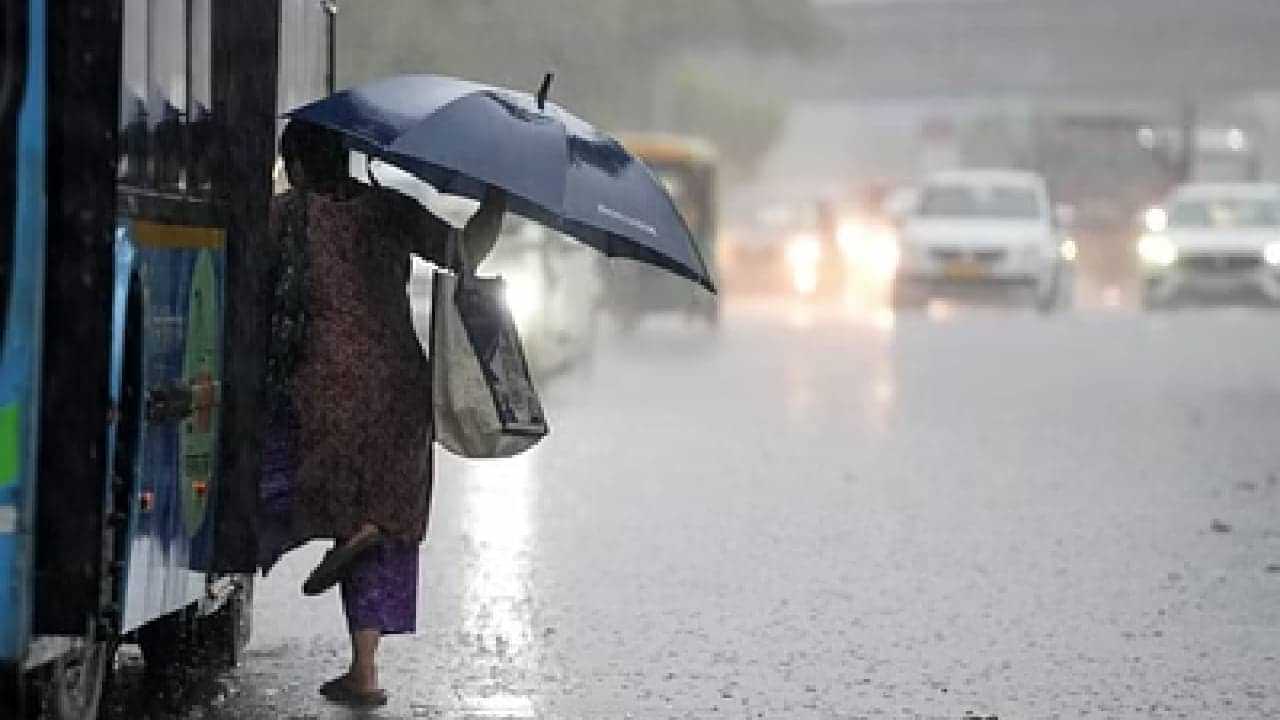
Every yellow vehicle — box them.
[612,133,720,328]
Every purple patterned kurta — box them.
[267,184,453,546]
[263,183,455,633]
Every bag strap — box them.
[446,226,475,284]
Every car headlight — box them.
[1137,233,1177,268]
[1059,238,1078,262]
[784,233,823,267]
[784,233,822,295]
[1264,241,1280,267]
[1143,207,1169,233]
[866,228,900,278]
[835,222,864,259]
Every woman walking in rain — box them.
[259,120,505,707]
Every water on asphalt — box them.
[106,298,1280,718]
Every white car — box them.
[893,169,1072,311]
[1138,183,1280,309]
[479,217,605,375]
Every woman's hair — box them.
[280,120,347,187]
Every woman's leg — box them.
[349,629,381,691]
[332,541,419,696]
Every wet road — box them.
[118,298,1280,718]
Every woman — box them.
[260,120,505,707]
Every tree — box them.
[335,0,826,177]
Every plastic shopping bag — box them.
[430,268,548,458]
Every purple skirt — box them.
[262,401,420,635]
[340,541,420,635]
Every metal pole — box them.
[323,1,338,94]
[1179,100,1197,183]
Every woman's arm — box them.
[396,186,506,270]
[398,193,458,267]
[456,186,507,270]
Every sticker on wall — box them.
[0,402,20,488]
[179,249,221,538]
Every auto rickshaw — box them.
[610,133,720,329]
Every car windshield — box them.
[1168,197,1280,228]
[918,184,1042,219]
[649,163,706,233]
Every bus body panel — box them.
[1,0,307,689]
[115,219,226,634]
[0,0,45,665]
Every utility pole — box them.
[323,0,339,94]
[1178,100,1197,183]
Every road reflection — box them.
[453,450,538,717]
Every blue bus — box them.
[1,2,332,717]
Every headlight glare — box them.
[784,233,823,267]
[1059,238,1078,262]
[1264,241,1280,267]
[1137,233,1177,268]
[503,273,544,328]
[1144,207,1169,233]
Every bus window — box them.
[119,0,148,186]
[120,0,214,197]
[277,0,331,191]
[189,0,213,194]
[149,0,186,191]
[278,0,330,116]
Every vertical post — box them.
[1178,100,1197,184]
[324,0,337,94]
[36,0,122,634]
[209,0,280,572]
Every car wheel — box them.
[890,278,927,310]
[0,664,41,720]
[1141,281,1168,311]
[1056,269,1076,311]
[43,631,112,720]
[1034,273,1059,314]
[192,578,254,670]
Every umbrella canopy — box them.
[286,74,715,293]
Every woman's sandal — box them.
[319,677,388,708]
[318,675,348,696]
[302,528,384,596]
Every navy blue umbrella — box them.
[286,74,715,293]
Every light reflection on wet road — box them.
[114,297,1280,718]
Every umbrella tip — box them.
[536,72,555,111]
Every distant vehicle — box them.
[610,133,719,329]
[723,198,823,296]
[1031,114,1174,232]
[725,195,880,299]
[479,218,605,375]
[832,186,905,299]
[893,169,1074,312]
[375,163,604,376]
[1137,183,1280,309]
[1190,127,1262,184]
